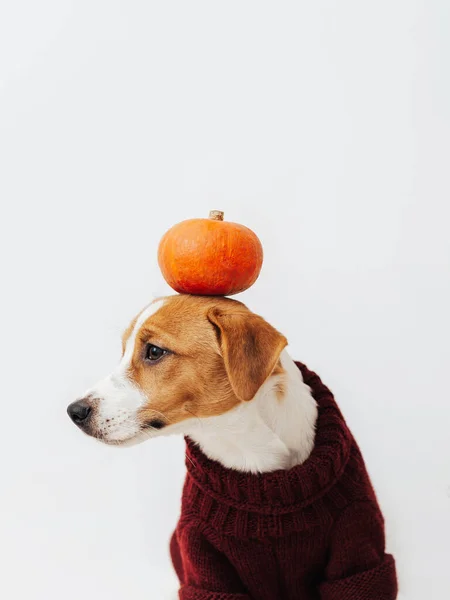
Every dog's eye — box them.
[145,344,167,362]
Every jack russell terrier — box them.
[68,294,397,600]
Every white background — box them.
[1,1,449,599]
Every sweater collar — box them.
[185,362,353,515]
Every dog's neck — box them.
[187,351,318,474]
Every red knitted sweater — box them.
[170,363,397,600]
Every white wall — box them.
[1,2,449,599]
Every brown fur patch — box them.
[272,361,287,401]
[273,380,286,401]
[124,295,287,427]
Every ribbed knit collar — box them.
[185,363,353,516]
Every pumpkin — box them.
[158,210,263,296]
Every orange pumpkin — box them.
[158,211,263,296]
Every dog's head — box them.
[67,295,287,446]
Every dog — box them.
[68,294,397,599]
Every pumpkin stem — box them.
[209,210,224,221]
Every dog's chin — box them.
[84,427,158,448]
[82,418,187,447]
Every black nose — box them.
[67,400,92,425]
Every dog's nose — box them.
[67,400,92,425]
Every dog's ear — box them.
[207,307,288,402]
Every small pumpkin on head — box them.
[158,211,263,296]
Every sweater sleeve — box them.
[171,527,252,600]
[319,502,397,600]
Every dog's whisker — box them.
[185,453,196,469]
[184,406,203,430]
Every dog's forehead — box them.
[137,296,212,340]
[121,296,199,348]
[123,295,247,349]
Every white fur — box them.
[84,299,165,444]
[183,350,318,473]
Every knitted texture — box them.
[180,589,251,600]
[171,363,397,600]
